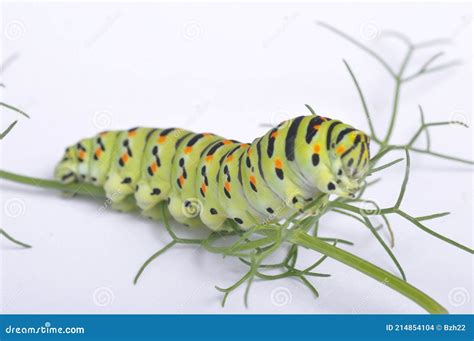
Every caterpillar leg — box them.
[111,196,139,213]
[167,191,205,228]
[141,205,164,221]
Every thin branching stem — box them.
[134,241,176,284]
[370,158,404,174]
[0,228,32,248]
[343,60,378,141]
[403,60,462,82]
[305,104,317,115]
[416,212,450,222]
[395,149,410,209]
[318,21,396,77]
[362,216,406,280]
[0,102,30,118]
[324,24,472,165]
[0,121,18,140]
[291,230,447,314]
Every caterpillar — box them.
[54,115,370,231]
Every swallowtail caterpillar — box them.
[54,115,370,230]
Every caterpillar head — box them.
[328,127,370,197]
[298,118,371,199]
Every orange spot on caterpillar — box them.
[150,162,158,173]
[274,158,283,169]
[247,148,253,156]
[240,143,248,148]
[128,130,137,137]
[121,154,129,164]
[223,140,232,145]
[205,155,213,162]
[249,175,257,186]
[184,147,193,154]
[95,148,102,158]
[336,146,345,154]
[226,154,234,162]
[313,124,321,130]
[78,150,86,160]
[201,183,207,194]
[224,181,231,192]
[158,136,167,144]
[313,144,321,154]
[178,175,185,186]
[271,131,279,138]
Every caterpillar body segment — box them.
[54,115,371,231]
[217,143,263,229]
[199,141,251,231]
[240,137,292,223]
[167,132,223,227]
[103,128,155,203]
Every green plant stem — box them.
[371,144,474,166]
[0,228,32,248]
[327,25,472,166]
[331,201,473,254]
[1,121,18,140]
[0,102,30,118]
[382,44,412,147]
[343,60,378,141]
[0,169,105,197]
[0,169,451,313]
[134,241,176,284]
[290,230,447,314]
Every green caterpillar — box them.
[55,115,370,231]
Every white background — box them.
[0,2,472,314]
